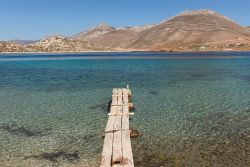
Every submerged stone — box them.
[130,129,140,138]
[0,124,44,137]
[149,91,159,95]
[24,150,80,163]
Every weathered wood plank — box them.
[101,106,117,167]
[113,88,118,95]
[122,106,129,130]
[122,88,128,95]
[112,95,128,97]
[112,106,123,166]
[122,89,129,106]
[105,106,117,132]
[117,88,122,95]
[112,96,118,106]
[117,89,123,105]
[122,130,134,167]
[122,106,134,167]
[100,133,113,167]
[112,89,118,106]
[108,113,134,116]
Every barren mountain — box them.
[128,10,250,51]
[73,10,250,52]
[73,23,154,49]
[73,23,115,41]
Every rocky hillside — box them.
[73,10,250,52]
[73,23,116,41]
[0,36,111,52]
[0,42,26,52]
[10,40,38,45]
[73,23,154,49]
[128,10,250,51]
[30,35,111,52]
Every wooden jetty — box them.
[100,86,134,167]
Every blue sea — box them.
[0,52,249,167]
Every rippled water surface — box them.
[0,53,249,167]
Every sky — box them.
[0,0,250,40]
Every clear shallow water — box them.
[0,53,249,167]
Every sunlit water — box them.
[0,53,249,167]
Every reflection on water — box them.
[0,54,250,166]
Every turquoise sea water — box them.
[0,53,249,167]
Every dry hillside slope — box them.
[73,10,250,52]
[128,10,250,51]
[73,23,155,49]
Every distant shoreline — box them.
[1,50,250,55]
[1,52,250,61]
[0,51,120,55]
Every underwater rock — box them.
[191,74,206,78]
[130,129,140,138]
[244,107,250,112]
[24,150,80,163]
[233,75,250,82]
[149,91,159,95]
[0,124,44,137]
[83,134,96,141]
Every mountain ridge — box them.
[73,9,250,52]
[1,9,250,52]
[127,9,250,51]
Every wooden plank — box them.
[101,106,117,167]
[122,89,129,105]
[117,97,123,106]
[117,88,122,95]
[122,88,128,95]
[117,89,123,105]
[105,106,117,132]
[122,130,134,167]
[100,133,113,167]
[113,88,118,95]
[122,106,134,166]
[112,96,118,105]
[112,106,123,166]
[108,113,134,116]
[110,105,117,114]
[112,89,118,105]
[112,95,127,97]
[122,106,129,130]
